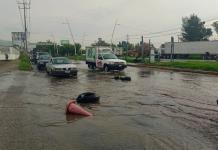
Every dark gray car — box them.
[37,55,50,70]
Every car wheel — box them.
[46,68,50,75]
[37,65,41,70]
[104,65,109,72]
[88,64,91,69]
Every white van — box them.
[86,47,127,72]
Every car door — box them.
[96,55,103,68]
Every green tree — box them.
[182,14,212,41]
[91,38,110,47]
[212,21,218,34]
[117,41,134,51]
[58,43,81,56]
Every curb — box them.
[127,64,218,76]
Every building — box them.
[161,41,218,59]
[0,46,20,60]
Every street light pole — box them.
[63,19,77,55]
[111,19,120,51]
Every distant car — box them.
[46,57,78,77]
[215,55,218,61]
[37,55,50,70]
[34,52,50,64]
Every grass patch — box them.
[153,61,218,72]
[18,53,32,71]
[118,56,150,63]
[68,55,86,61]
[125,56,137,63]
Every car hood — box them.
[106,59,126,63]
[53,64,77,69]
[38,60,49,62]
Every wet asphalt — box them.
[0,62,218,150]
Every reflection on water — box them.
[2,63,218,150]
[66,115,86,123]
[138,70,154,78]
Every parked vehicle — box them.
[33,52,50,64]
[46,57,78,77]
[37,55,50,70]
[215,55,218,61]
[86,47,127,72]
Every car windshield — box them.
[100,49,112,53]
[39,52,49,56]
[52,58,71,64]
[102,53,117,59]
[39,55,50,60]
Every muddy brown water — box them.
[0,62,218,150]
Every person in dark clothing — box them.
[5,53,8,61]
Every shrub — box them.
[18,53,32,71]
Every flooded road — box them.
[0,62,218,150]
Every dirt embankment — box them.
[0,60,19,74]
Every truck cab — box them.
[86,47,127,72]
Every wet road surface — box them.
[0,62,218,150]
[0,60,18,74]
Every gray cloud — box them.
[0,0,218,47]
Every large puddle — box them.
[0,62,218,150]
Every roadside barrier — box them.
[66,100,92,116]
[114,76,120,80]
[76,92,100,104]
[120,76,131,81]
[114,76,132,81]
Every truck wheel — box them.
[46,68,50,75]
[37,65,41,70]
[91,65,96,70]
[104,65,109,72]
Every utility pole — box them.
[171,36,175,62]
[63,19,77,55]
[148,39,151,63]
[125,34,129,60]
[51,34,58,56]
[17,0,30,53]
[177,34,180,42]
[81,33,86,53]
[111,19,120,51]
[141,36,145,62]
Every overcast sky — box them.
[0,0,218,47]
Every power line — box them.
[17,0,24,30]
[17,0,31,52]
[129,27,181,37]
[126,15,218,38]
[28,0,31,34]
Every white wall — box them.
[0,47,20,60]
[163,41,218,54]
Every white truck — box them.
[86,46,127,72]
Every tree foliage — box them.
[182,14,212,41]
[117,41,134,51]
[212,21,218,34]
[91,38,110,47]
[34,41,81,57]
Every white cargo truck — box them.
[86,46,127,72]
